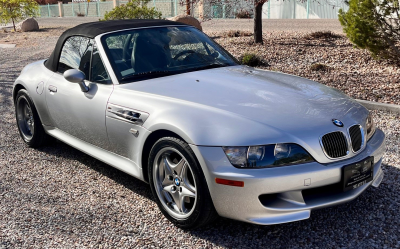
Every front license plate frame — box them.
[342,156,374,192]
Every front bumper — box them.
[190,129,386,225]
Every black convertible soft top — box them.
[44,19,186,72]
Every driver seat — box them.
[131,35,169,74]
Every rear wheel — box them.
[148,137,218,229]
[15,89,50,147]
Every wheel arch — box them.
[13,83,27,102]
[12,82,48,125]
[141,129,186,182]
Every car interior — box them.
[103,27,225,82]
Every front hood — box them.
[122,65,367,134]
[113,65,369,163]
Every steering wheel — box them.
[173,50,196,60]
[93,71,109,82]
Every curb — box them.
[356,99,400,114]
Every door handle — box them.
[48,85,57,93]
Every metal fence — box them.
[38,0,348,19]
[38,1,187,18]
[263,0,348,19]
[202,0,348,19]
[39,3,60,17]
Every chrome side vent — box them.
[106,104,149,125]
[321,132,348,158]
[349,125,363,152]
[111,109,142,123]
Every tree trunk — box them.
[186,0,190,15]
[12,18,16,32]
[254,2,264,44]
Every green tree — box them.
[0,0,39,32]
[101,0,162,21]
[339,0,400,64]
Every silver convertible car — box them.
[14,20,385,228]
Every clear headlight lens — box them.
[248,146,265,160]
[366,112,376,141]
[222,147,248,167]
[223,144,314,168]
[274,144,291,159]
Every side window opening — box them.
[91,43,111,84]
[79,43,92,79]
[58,36,111,84]
[57,36,93,81]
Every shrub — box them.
[224,30,253,38]
[101,0,162,21]
[304,31,341,40]
[240,53,267,67]
[235,9,252,19]
[339,0,400,64]
[310,63,331,72]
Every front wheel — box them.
[148,137,218,229]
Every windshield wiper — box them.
[121,70,173,82]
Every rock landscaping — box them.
[168,14,203,31]
[17,18,40,32]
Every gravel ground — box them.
[0,20,400,248]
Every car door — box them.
[45,36,114,150]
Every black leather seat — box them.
[131,35,170,74]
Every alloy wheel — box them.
[153,147,197,219]
[16,98,34,141]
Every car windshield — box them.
[101,26,238,83]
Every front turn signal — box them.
[215,178,244,187]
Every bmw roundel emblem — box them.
[332,119,344,127]
[174,178,180,186]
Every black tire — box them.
[148,137,218,229]
[15,89,50,147]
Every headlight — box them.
[223,144,314,168]
[366,112,376,141]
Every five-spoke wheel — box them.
[153,147,197,219]
[148,137,217,229]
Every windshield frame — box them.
[99,25,239,84]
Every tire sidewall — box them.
[148,137,208,228]
[15,90,42,146]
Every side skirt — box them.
[43,125,145,182]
